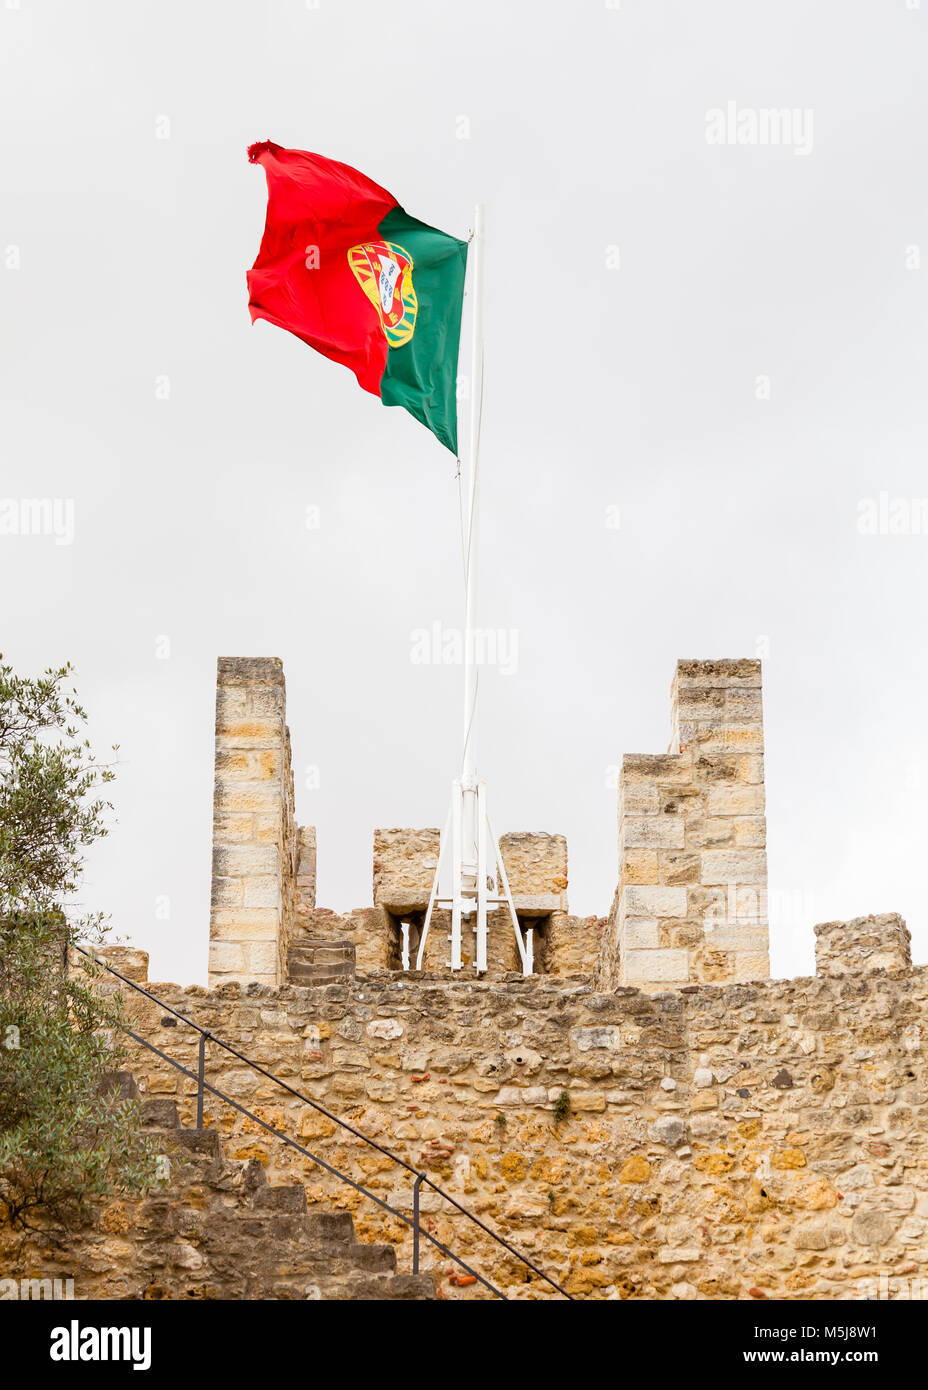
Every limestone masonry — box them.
[208,655,769,992]
[6,656,926,1301]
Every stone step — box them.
[308,941,354,958]
[140,1098,180,1129]
[288,960,355,984]
[172,1127,223,1160]
[99,1069,138,1100]
[304,1210,356,1247]
[251,1243,397,1281]
[100,1083,439,1300]
[336,1274,435,1301]
[290,938,355,957]
[245,1271,435,1301]
[253,1184,307,1214]
[290,964,354,985]
[355,1243,397,1274]
[287,940,357,985]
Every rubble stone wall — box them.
[96,911,927,1301]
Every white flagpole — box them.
[416,203,530,976]
[459,203,485,935]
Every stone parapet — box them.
[372,828,441,914]
[499,831,568,915]
[815,913,912,977]
[597,659,769,993]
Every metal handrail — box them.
[73,943,572,1300]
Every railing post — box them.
[196,1031,208,1128]
[412,1172,426,1274]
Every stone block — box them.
[243,876,282,910]
[622,850,660,884]
[621,885,687,919]
[700,849,767,885]
[513,893,563,916]
[373,827,440,912]
[572,1026,621,1052]
[622,918,661,950]
[210,878,244,909]
[297,826,316,911]
[216,656,285,687]
[620,785,660,815]
[622,815,685,849]
[729,951,771,982]
[622,753,691,786]
[705,785,765,816]
[212,844,281,879]
[209,909,282,942]
[208,941,247,973]
[244,941,280,975]
[623,948,689,985]
[499,831,568,905]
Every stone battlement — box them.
[31,656,922,1302]
[207,656,768,992]
[83,906,923,1301]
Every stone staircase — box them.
[287,938,356,985]
[136,1096,434,1300]
[1,1077,436,1302]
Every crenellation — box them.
[208,657,311,991]
[372,827,441,913]
[206,656,773,992]
[815,912,912,978]
[596,659,770,994]
[31,651,901,1300]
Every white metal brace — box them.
[414,779,532,975]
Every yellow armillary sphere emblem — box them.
[347,239,418,348]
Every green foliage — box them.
[553,1090,570,1126]
[0,658,155,1230]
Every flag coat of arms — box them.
[247,141,468,453]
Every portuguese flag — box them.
[247,141,468,454]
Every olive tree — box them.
[0,659,155,1230]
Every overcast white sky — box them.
[2,0,927,986]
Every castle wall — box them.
[597,659,769,993]
[208,658,303,990]
[207,655,768,992]
[108,912,926,1301]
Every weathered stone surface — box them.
[599,659,769,993]
[372,828,441,913]
[0,1105,435,1302]
[208,657,311,991]
[44,654,926,1302]
[815,913,912,977]
[499,832,568,911]
[47,918,928,1301]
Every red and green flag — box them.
[247,141,468,453]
